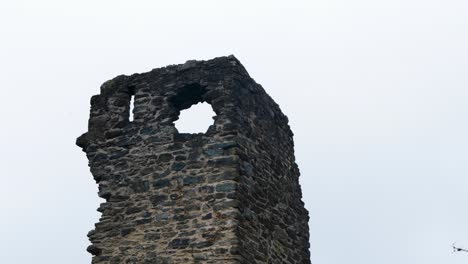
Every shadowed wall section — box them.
[77,56,310,264]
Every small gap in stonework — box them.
[174,102,215,134]
[129,94,135,122]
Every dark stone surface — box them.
[77,55,310,263]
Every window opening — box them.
[174,102,215,134]
[129,95,135,122]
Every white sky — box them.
[0,0,467,263]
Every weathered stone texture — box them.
[77,55,310,263]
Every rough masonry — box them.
[77,55,310,263]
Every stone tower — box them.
[77,56,310,263]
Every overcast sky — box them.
[0,1,467,263]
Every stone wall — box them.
[77,55,310,263]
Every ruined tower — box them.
[77,56,310,263]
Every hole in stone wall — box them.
[129,95,135,122]
[174,102,216,134]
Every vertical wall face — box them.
[77,56,310,264]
